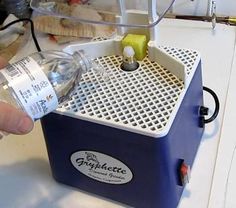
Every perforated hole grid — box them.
[160,46,199,75]
[58,47,199,135]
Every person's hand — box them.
[0,56,34,135]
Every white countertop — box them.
[208,30,236,208]
[0,19,235,208]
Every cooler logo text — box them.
[70,151,133,184]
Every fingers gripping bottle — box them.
[0,50,102,135]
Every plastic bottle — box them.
[0,50,103,123]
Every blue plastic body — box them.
[41,62,204,208]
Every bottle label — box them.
[0,57,58,120]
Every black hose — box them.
[203,86,220,123]
[0,18,41,52]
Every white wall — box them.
[217,0,236,16]
[126,0,236,16]
[172,0,236,16]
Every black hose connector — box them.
[199,86,220,127]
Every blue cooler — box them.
[41,45,205,208]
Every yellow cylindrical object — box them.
[228,18,236,25]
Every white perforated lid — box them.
[56,46,200,137]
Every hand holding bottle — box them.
[0,50,105,139]
[0,56,34,137]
